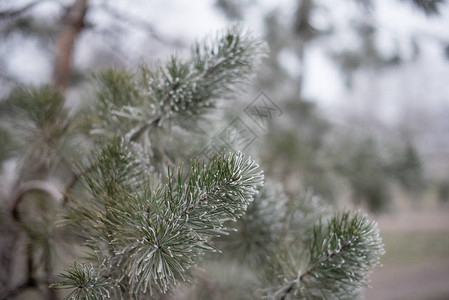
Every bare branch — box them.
[0,0,60,19]
[100,4,185,48]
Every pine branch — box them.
[2,85,67,130]
[1,85,71,177]
[149,25,267,123]
[50,262,113,300]
[1,85,73,299]
[128,117,160,142]
[273,211,384,299]
[2,85,80,207]
[88,26,267,140]
[172,152,264,234]
[55,148,263,298]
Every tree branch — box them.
[128,117,160,142]
[100,4,185,47]
[10,180,63,221]
[299,234,359,282]
[274,235,358,300]
[0,0,60,19]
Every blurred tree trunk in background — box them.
[53,0,88,90]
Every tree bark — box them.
[53,0,88,90]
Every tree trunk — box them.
[53,0,88,90]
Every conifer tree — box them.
[0,26,384,300]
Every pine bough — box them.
[53,139,263,298]
[48,26,384,299]
[272,211,384,299]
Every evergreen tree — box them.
[0,26,383,300]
